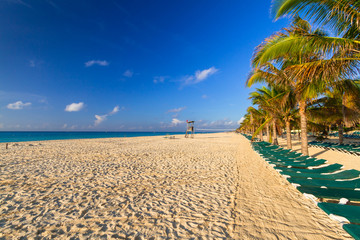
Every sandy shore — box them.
[0,133,351,239]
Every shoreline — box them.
[0,131,223,144]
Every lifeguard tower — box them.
[185,120,195,138]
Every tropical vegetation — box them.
[238,0,360,156]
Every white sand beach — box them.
[0,133,352,239]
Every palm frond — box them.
[272,0,360,37]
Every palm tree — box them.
[247,106,267,141]
[250,17,328,155]
[245,2,360,150]
[249,86,285,145]
[261,0,360,84]
[238,113,252,134]
[281,94,298,149]
[247,62,297,149]
[307,79,360,143]
[273,0,360,38]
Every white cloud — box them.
[62,124,77,130]
[85,60,109,67]
[183,67,218,86]
[94,114,107,126]
[172,118,185,126]
[183,76,195,85]
[93,105,123,126]
[7,101,32,110]
[167,107,186,113]
[202,94,208,99]
[198,119,238,130]
[0,123,3,128]
[195,67,218,81]
[237,117,245,125]
[110,105,123,115]
[123,69,133,77]
[224,121,234,126]
[65,102,84,112]
[153,76,166,84]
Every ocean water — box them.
[0,131,213,143]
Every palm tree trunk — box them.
[338,123,344,144]
[286,120,292,149]
[272,119,278,145]
[259,129,263,141]
[299,100,309,155]
[266,123,270,142]
[339,94,345,144]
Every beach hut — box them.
[185,120,195,138]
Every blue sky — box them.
[0,0,289,131]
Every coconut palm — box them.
[244,1,360,150]
[238,113,252,134]
[247,61,298,149]
[258,0,360,84]
[247,106,267,141]
[249,86,286,145]
[307,79,360,143]
[281,94,298,149]
[251,17,331,155]
[273,0,360,38]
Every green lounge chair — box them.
[291,155,316,161]
[267,155,316,162]
[282,169,360,180]
[297,186,360,201]
[269,159,327,168]
[343,224,360,240]
[318,202,360,224]
[265,156,316,164]
[288,177,360,190]
[275,163,343,174]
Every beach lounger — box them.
[251,138,360,240]
[309,141,360,156]
[269,159,327,168]
[290,155,317,161]
[275,163,343,174]
[284,152,303,158]
[266,154,315,161]
[343,224,360,240]
[264,145,280,150]
[288,177,360,190]
[267,156,317,163]
[297,186,360,201]
[282,169,360,181]
[318,202,360,224]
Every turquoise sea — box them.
[0,131,216,143]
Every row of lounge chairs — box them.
[241,133,360,240]
[345,134,360,139]
[309,140,360,156]
[330,131,360,139]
